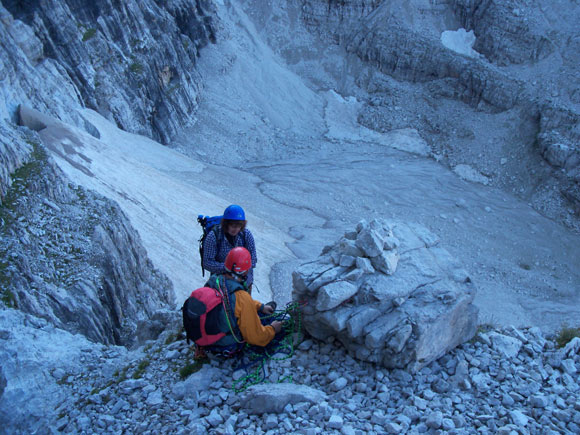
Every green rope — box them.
[216,276,245,344]
[232,302,304,393]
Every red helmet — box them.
[225,247,252,276]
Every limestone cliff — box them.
[1,0,215,144]
[0,129,174,346]
[0,0,215,345]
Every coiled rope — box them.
[231,301,304,393]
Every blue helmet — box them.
[223,204,245,221]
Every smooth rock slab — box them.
[241,384,327,414]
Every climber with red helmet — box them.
[203,247,282,347]
[202,204,258,292]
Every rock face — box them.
[0,366,5,399]
[293,219,478,371]
[0,134,174,346]
[452,0,555,66]
[299,0,580,218]
[0,0,215,144]
[0,0,210,346]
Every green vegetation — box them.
[1,289,17,308]
[179,358,205,380]
[82,28,97,42]
[555,325,580,348]
[476,324,494,334]
[469,323,494,344]
[0,141,46,226]
[166,83,182,96]
[114,367,128,383]
[129,62,144,74]
[132,359,150,379]
[519,262,531,271]
[0,141,46,306]
[164,332,181,345]
[130,38,142,48]
[56,374,73,386]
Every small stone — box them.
[356,257,374,273]
[502,393,515,406]
[553,409,571,423]
[413,396,427,410]
[340,425,356,435]
[206,409,224,427]
[561,359,577,375]
[52,368,66,380]
[298,339,313,351]
[328,414,343,429]
[509,410,529,427]
[339,255,356,268]
[146,390,163,406]
[264,414,278,430]
[441,418,455,430]
[331,377,348,391]
[384,422,403,433]
[530,395,548,408]
[453,414,466,428]
[165,349,180,360]
[426,411,443,429]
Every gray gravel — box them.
[51,324,580,434]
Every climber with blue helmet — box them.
[202,204,258,291]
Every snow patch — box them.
[441,28,481,59]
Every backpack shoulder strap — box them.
[212,225,222,253]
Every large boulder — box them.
[240,384,327,415]
[293,219,478,372]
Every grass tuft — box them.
[179,358,206,380]
[555,325,580,348]
[82,28,97,42]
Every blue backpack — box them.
[197,214,246,276]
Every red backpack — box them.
[182,287,227,346]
